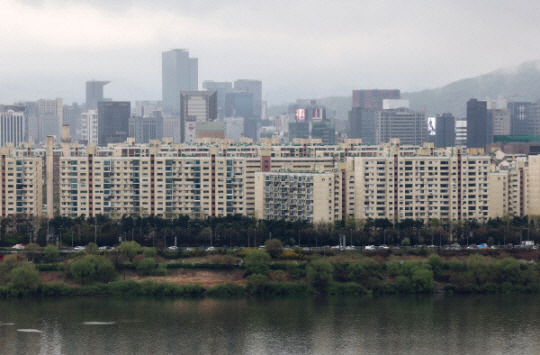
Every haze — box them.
[2,0,540,105]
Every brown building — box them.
[352,89,400,110]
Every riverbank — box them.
[1,242,540,299]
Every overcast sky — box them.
[2,0,540,105]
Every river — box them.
[0,295,539,354]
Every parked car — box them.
[11,244,24,250]
[206,246,216,252]
[364,245,376,250]
[167,246,178,250]
[99,246,113,250]
[378,245,389,250]
[74,246,86,251]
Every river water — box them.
[0,295,539,355]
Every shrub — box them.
[69,255,116,285]
[85,242,99,255]
[265,239,284,259]
[306,259,334,294]
[9,263,42,296]
[44,245,60,263]
[244,250,271,275]
[207,283,245,297]
[245,274,269,294]
[142,247,158,258]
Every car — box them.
[74,246,86,251]
[167,246,178,250]
[11,244,24,250]
[206,246,216,252]
[378,245,389,250]
[364,245,376,250]
[99,246,113,250]
[345,246,356,251]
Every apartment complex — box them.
[0,135,537,223]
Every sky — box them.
[2,0,540,105]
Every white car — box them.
[12,244,24,250]
[167,246,178,250]
[364,245,376,250]
[206,246,215,252]
[74,246,86,251]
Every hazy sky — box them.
[2,0,540,105]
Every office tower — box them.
[506,101,533,136]
[234,80,262,119]
[81,110,98,144]
[133,101,162,117]
[98,102,130,146]
[63,103,81,140]
[243,118,260,142]
[224,117,244,141]
[36,98,63,142]
[352,89,400,110]
[288,100,335,144]
[162,49,198,114]
[179,91,217,143]
[434,113,455,148]
[311,121,335,144]
[163,115,182,142]
[225,91,254,118]
[86,81,110,110]
[455,117,467,147]
[491,108,511,136]
[203,81,233,118]
[466,99,492,149]
[0,110,27,146]
[349,107,376,144]
[129,114,164,143]
[375,108,427,146]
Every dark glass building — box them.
[435,113,455,148]
[466,99,491,149]
[98,101,130,146]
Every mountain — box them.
[267,60,540,120]
[403,60,540,117]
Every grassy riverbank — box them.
[1,241,539,298]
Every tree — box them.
[306,259,334,294]
[9,263,42,295]
[43,244,60,263]
[85,242,99,254]
[244,250,271,275]
[70,255,116,285]
[118,241,142,262]
[24,243,41,262]
[136,257,167,276]
[265,238,284,258]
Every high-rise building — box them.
[507,101,531,136]
[86,81,110,110]
[62,103,82,140]
[81,110,99,144]
[129,114,164,143]
[455,117,467,147]
[435,113,455,148]
[375,108,427,146]
[352,89,400,110]
[98,102,130,146]
[225,91,254,118]
[466,99,492,149]
[0,110,27,147]
[491,108,511,136]
[162,49,198,114]
[179,91,217,143]
[234,80,262,119]
[202,81,233,118]
[348,107,376,144]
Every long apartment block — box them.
[0,135,535,223]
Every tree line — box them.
[0,214,538,248]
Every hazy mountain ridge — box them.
[268,60,540,119]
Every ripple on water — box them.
[0,322,15,326]
[17,329,42,333]
[83,321,116,325]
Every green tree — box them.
[43,244,60,263]
[9,263,42,295]
[24,243,41,262]
[142,247,158,258]
[265,238,284,258]
[136,257,166,276]
[70,255,116,285]
[244,250,271,275]
[0,254,24,281]
[400,237,411,247]
[118,241,142,262]
[411,267,434,293]
[306,259,334,293]
[85,242,99,254]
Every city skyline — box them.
[2,1,540,105]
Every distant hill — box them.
[403,61,540,117]
[268,60,540,120]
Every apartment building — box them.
[0,147,42,217]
